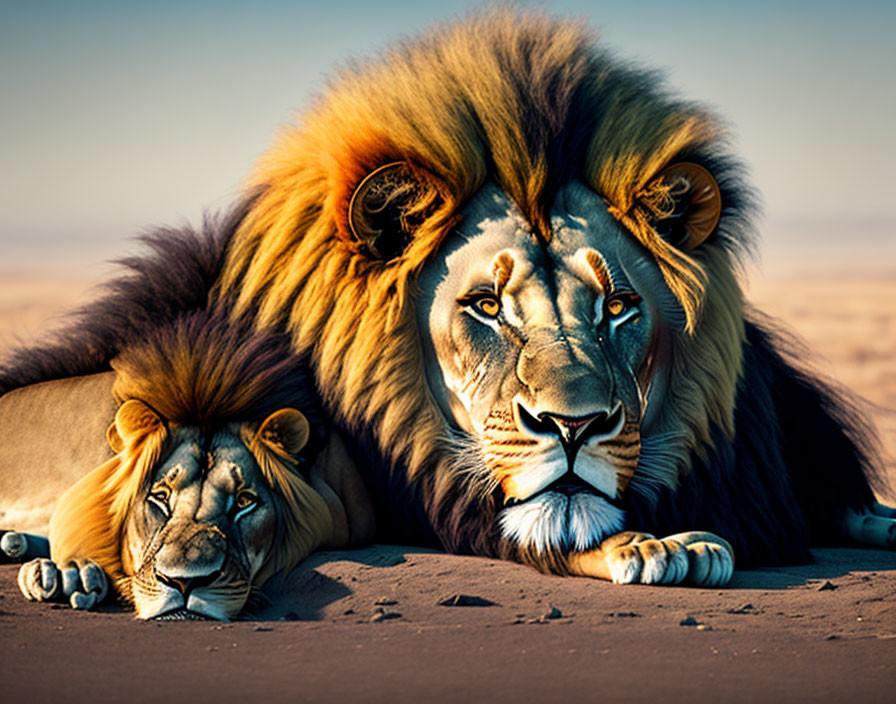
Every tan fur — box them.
[0,373,116,534]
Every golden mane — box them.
[49,423,168,597]
[215,9,751,510]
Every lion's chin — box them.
[150,608,217,622]
[140,594,240,622]
[499,491,625,554]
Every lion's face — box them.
[123,428,273,620]
[418,181,682,555]
[112,402,314,621]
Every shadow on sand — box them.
[729,546,896,589]
[251,545,438,621]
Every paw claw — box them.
[37,559,62,600]
[685,541,734,587]
[665,542,690,584]
[18,558,61,601]
[70,591,98,610]
[60,565,80,597]
[80,562,109,602]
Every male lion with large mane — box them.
[1,11,893,589]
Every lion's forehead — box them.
[153,430,263,494]
[434,183,636,305]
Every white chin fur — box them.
[499,492,625,554]
[136,588,234,621]
[501,449,618,503]
[135,589,183,620]
[186,593,232,621]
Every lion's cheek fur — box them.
[241,509,277,581]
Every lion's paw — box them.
[605,536,689,585]
[682,541,734,587]
[844,505,896,549]
[18,558,108,610]
[662,531,735,587]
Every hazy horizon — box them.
[2,1,894,275]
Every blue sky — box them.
[1,1,894,271]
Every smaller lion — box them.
[17,310,373,620]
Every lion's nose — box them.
[516,402,624,454]
[156,569,221,596]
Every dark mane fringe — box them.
[112,308,323,444]
[625,311,885,567]
[0,203,249,396]
[743,310,885,527]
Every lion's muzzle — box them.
[154,568,222,598]
[153,522,228,579]
[515,401,624,462]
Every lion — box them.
[16,310,374,619]
[210,11,893,584]
[2,11,893,589]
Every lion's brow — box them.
[492,251,514,295]
[229,463,244,487]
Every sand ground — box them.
[0,267,894,702]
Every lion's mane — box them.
[1,11,881,571]
[215,10,881,567]
[0,207,246,395]
[48,309,332,599]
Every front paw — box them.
[18,558,109,610]
[843,505,896,548]
[602,532,690,585]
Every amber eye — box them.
[605,293,641,318]
[472,296,501,318]
[606,298,626,316]
[234,491,258,512]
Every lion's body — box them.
[2,11,891,586]
[16,310,374,619]
[0,373,115,533]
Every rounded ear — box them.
[348,161,421,260]
[255,408,310,460]
[112,399,164,449]
[107,422,124,454]
[648,162,722,250]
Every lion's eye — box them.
[471,296,501,318]
[605,293,641,318]
[148,486,171,514]
[606,298,626,316]
[234,491,258,512]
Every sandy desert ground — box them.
[0,266,894,702]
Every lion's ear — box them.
[348,161,422,260]
[110,399,164,450]
[255,408,310,460]
[646,162,722,250]
[107,422,124,454]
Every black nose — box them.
[517,403,623,454]
[156,570,221,597]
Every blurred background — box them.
[1,0,893,487]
